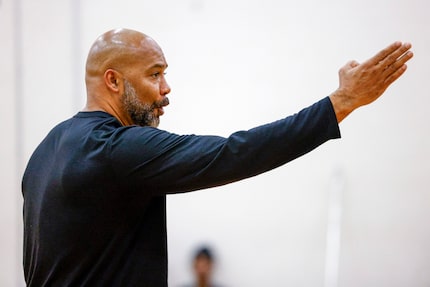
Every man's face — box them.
[121,40,171,127]
[122,79,169,127]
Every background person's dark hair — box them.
[194,246,214,262]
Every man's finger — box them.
[384,64,408,85]
[365,42,403,66]
[379,43,413,68]
[383,50,414,73]
[383,50,414,82]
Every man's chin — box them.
[131,112,160,127]
[138,118,160,128]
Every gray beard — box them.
[122,80,160,127]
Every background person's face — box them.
[194,257,213,280]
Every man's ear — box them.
[104,69,123,93]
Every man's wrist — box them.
[329,89,355,123]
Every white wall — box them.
[0,0,20,285]
[1,0,429,286]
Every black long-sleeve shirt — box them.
[22,97,340,286]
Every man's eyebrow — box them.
[150,63,168,69]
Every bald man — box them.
[22,28,413,286]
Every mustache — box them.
[153,97,169,109]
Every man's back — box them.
[22,111,168,286]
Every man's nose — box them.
[160,77,171,96]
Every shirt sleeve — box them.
[108,96,340,195]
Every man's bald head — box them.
[83,28,170,127]
[85,28,162,78]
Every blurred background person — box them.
[181,246,224,287]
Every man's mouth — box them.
[155,97,169,116]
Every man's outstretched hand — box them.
[329,42,414,123]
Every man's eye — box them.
[151,72,167,79]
